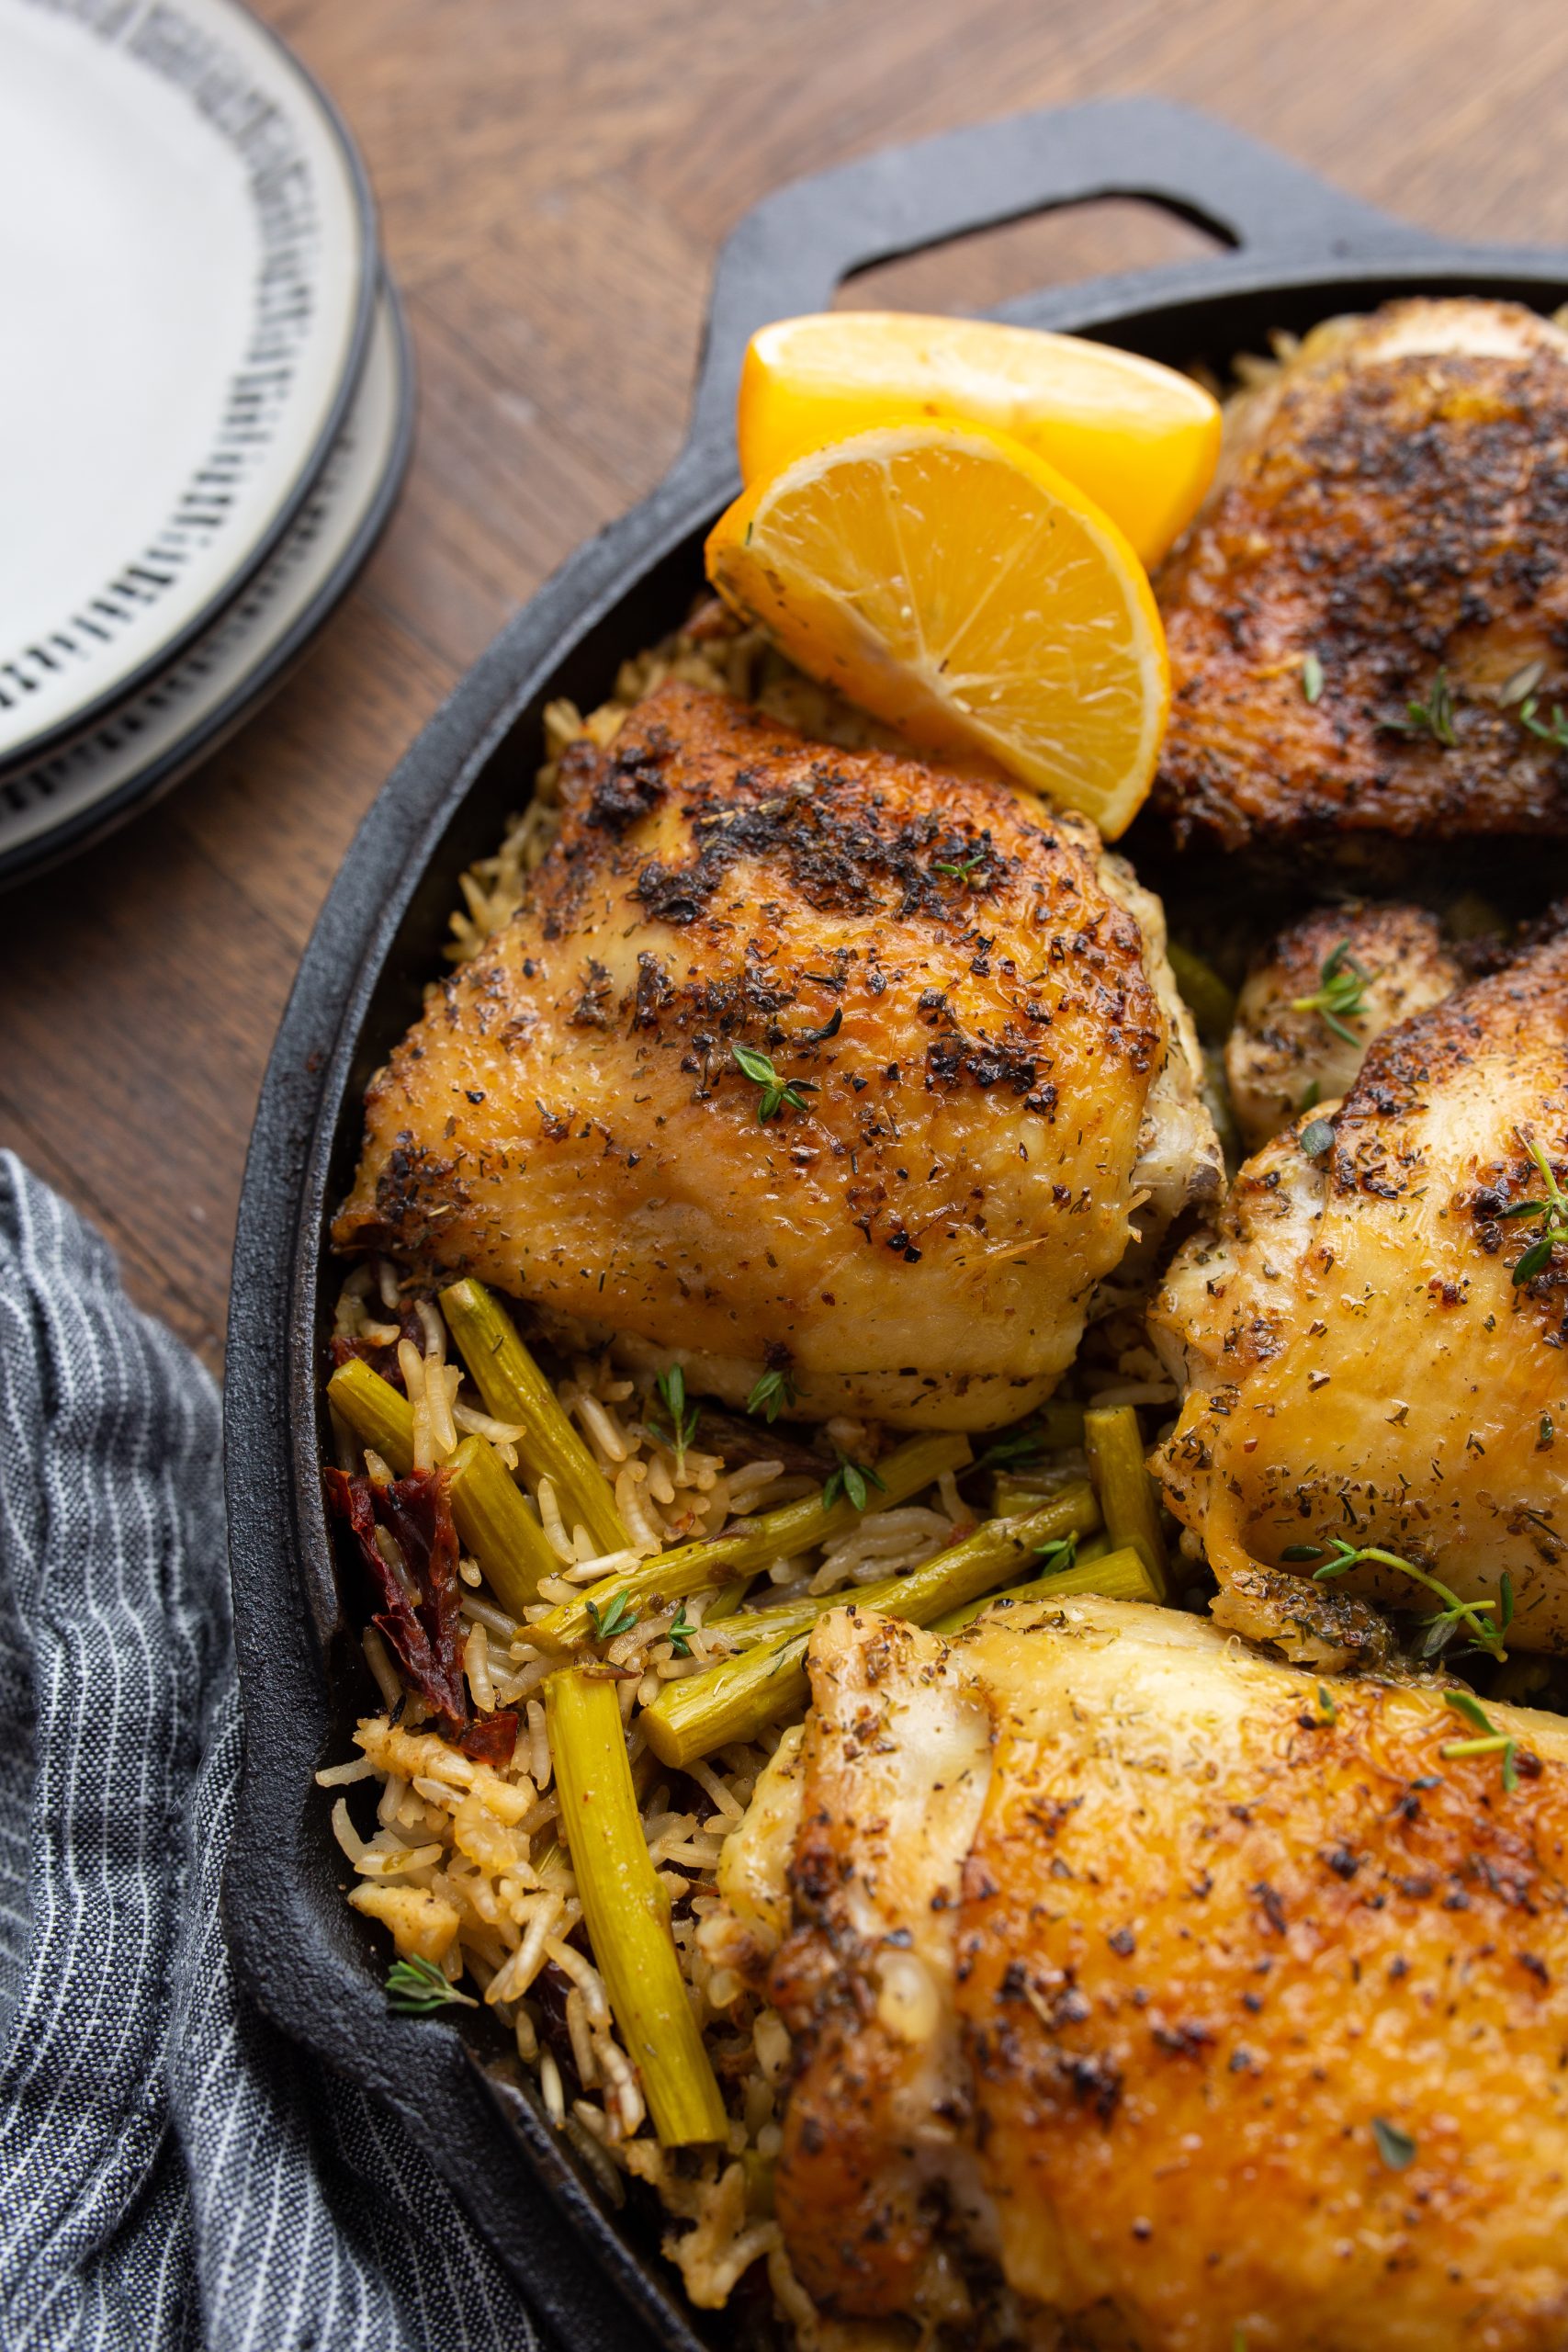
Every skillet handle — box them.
[680,96,1433,470]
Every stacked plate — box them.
[0,0,414,885]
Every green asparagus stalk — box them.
[546,1669,727,2145]
[992,1469,1111,1521]
[446,1439,561,1613]
[328,1357,558,1613]
[640,1487,1101,1768]
[440,1279,630,1555]
[328,1353,417,1474]
[717,1482,1101,1652]
[1083,1404,1169,1600]
[703,1578,752,1624]
[534,1430,972,1651]
[930,1542,1158,1634]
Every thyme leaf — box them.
[731,1041,817,1123]
[1032,1532,1079,1573]
[388,1954,479,2015]
[1300,1117,1335,1159]
[1440,1689,1519,1792]
[1517,695,1568,752]
[1292,938,1372,1049]
[653,1363,699,1472]
[1371,2117,1417,2172]
[1301,650,1325,705]
[822,1453,886,1513]
[935,840,989,881]
[975,1427,1049,1474]
[746,1367,800,1422]
[1286,1535,1507,1661]
[1501,1126,1568,1287]
[667,1602,695,1659]
[1388,668,1458,748]
[586,1589,639,1642]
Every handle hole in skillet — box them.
[831,197,1229,319]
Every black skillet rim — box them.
[223,96,1568,2352]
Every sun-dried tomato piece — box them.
[329,1299,431,1391]
[457,1712,520,1767]
[325,1464,468,1732]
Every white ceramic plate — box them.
[0,281,413,881]
[0,0,376,769]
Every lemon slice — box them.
[739,312,1221,568]
[705,422,1170,839]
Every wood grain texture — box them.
[6,0,1568,1368]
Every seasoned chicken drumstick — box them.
[336,682,1218,1430]
[1225,900,1461,1150]
[1153,924,1568,1645]
[1156,299,1568,856]
[711,1596,1568,2350]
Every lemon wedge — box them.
[705,422,1169,839]
[738,311,1220,568]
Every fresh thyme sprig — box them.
[585,1589,639,1642]
[1495,1126,1568,1286]
[822,1453,886,1513]
[652,1363,699,1472]
[1517,695,1568,752]
[1389,668,1458,748]
[387,1954,479,2015]
[1280,1534,1509,1662]
[935,842,988,882]
[746,1367,799,1422]
[1292,938,1372,1049]
[667,1602,695,1658]
[1440,1687,1521,1793]
[731,1042,817,1122]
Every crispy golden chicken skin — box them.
[719,1598,1568,2351]
[1152,928,1568,1646]
[336,682,1217,1430]
[1155,300,1568,855]
[1225,900,1461,1150]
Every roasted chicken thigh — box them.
[1225,901,1461,1150]
[1156,300,1568,856]
[337,682,1218,1429]
[1152,926,1568,1645]
[713,1596,1568,2350]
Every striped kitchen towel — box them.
[0,1154,538,2352]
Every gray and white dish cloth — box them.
[0,1153,537,2352]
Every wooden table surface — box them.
[7,0,1568,1369]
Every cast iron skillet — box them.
[224,98,1568,2351]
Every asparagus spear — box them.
[1083,1403,1169,1599]
[328,1353,417,1474]
[545,1668,728,2146]
[717,1482,1101,1651]
[440,1279,630,1555]
[930,1541,1157,1634]
[534,1430,972,1651]
[991,1473,1116,1523]
[328,1358,558,1614]
[640,1487,1102,1767]
[702,1577,752,1624]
